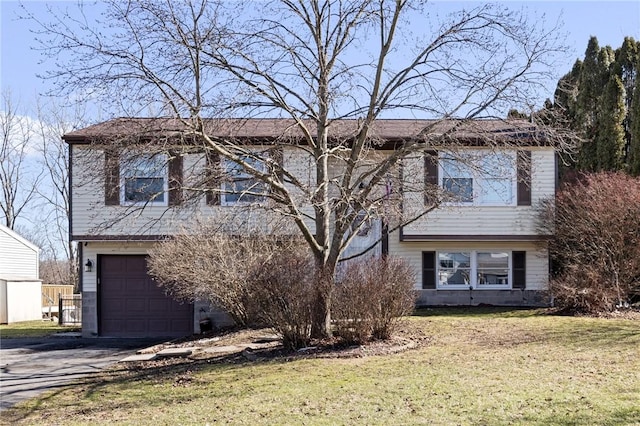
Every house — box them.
[0,224,42,324]
[63,118,556,338]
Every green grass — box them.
[2,309,639,425]
[0,320,80,338]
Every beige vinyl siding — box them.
[83,239,549,295]
[71,146,317,237]
[72,147,226,236]
[276,147,317,232]
[0,225,39,279]
[403,148,555,236]
[327,150,393,193]
[72,145,553,239]
[387,234,549,291]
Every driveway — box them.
[0,336,165,411]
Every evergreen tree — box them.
[628,57,640,176]
[597,75,627,170]
[548,36,639,173]
[613,38,638,126]
[553,59,582,126]
[575,37,609,170]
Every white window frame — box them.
[440,150,517,206]
[221,155,267,206]
[437,250,512,290]
[120,152,168,207]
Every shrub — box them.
[333,256,417,343]
[150,222,319,348]
[252,244,315,350]
[549,266,626,313]
[148,227,281,327]
[539,172,640,313]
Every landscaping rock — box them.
[156,348,193,357]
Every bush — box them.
[252,244,315,350]
[539,172,640,313]
[148,227,281,327]
[549,266,627,313]
[333,256,417,343]
[149,220,418,348]
[149,222,320,348]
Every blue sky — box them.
[1,0,640,111]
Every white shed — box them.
[0,224,42,324]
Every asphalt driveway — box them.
[0,336,165,410]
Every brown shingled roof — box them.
[63,117,551,146]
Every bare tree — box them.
[0,90,42,229]
[32,0,570,336]
[32,99,87,287]
[1,91,82,287]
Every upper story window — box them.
[440,151,516,206]
[120,153,168,206]
[441,158,473,202]
[222,156,267,205]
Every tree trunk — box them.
[311,260,336,338]
[311,287,331,338]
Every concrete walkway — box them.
[0,335,165,411]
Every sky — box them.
[1,0,639,114]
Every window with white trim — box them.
[441,159,473,203]
[438,252,471,286]
[222,156,266,204]
[438,251,511,289]
[441,151,516,205]
[120,153,168,205]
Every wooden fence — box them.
[42,284,75,318]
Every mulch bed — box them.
[125,319,431,371]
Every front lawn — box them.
[0,320,80,339]
[2,308,639,425]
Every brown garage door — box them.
[99,255,193,337]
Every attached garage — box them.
[99,255,192,338]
